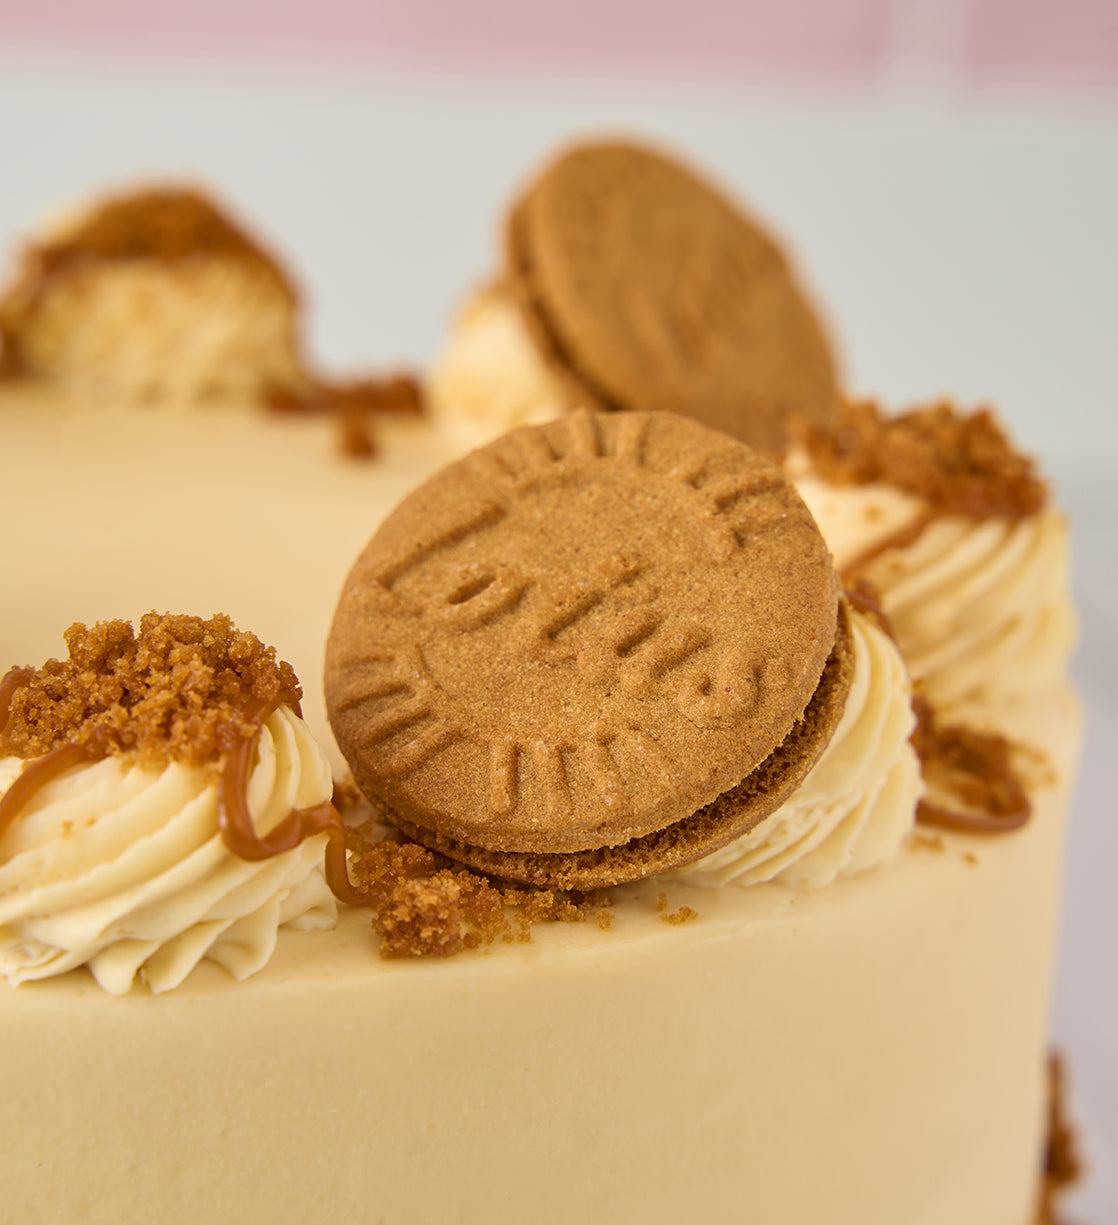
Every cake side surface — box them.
[0,169,1085,1225]
[0,682,1079,1225]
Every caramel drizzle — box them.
[840,509,937,583]
[216,696,370,905]
[916,795,1030,834]
[0,665,34,731]
[1,666,111,842]
[0,741,104,842]
[0,679,372,904]
[911,696,1031,834]
[266,374,424,459]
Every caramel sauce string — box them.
[910,696,1032,834]
[0,665,33,732]
[1,665,108,843]
[217,697,372,906]
[915,796,1030,834]
[0,742,104,843]
[0,674,372,901]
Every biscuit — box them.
[386,604,855,889]
[326,410,848,886]
[505,139,839,456]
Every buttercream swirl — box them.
[428,285,569,445]
[3,255,302,401]
[0,706,336,994]
[793,468,1076,716]
[671,609,921,889]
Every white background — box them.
[0,46,1114,1220]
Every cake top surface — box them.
[505,138,838,456]
[0,612,300,770]
[326,409,842,871]
[801,397,1047,518]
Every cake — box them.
[0,169,1082,1225]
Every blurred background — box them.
[0,1,1115,1218]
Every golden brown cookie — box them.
[506,139,839,456]
[326,410,849,887]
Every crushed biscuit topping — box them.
[267,373,425,460]
[912,697,1031,831]
[656,890,699,925]
[1039,1054,1081,1224]
[38,188,289,274]
[803,398,1047,518]
[0,613,300,768]
[345,828,613,959]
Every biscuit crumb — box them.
[803,398,1046,518]
[0,613,299,768]
[661,905,698,925]
[330,775,368,816]
[1038,1054,1082,1224]
[39,188,284,269]
[344,827,614,959]
[267,374,423,460]
[656,891,668,913]
[913,698,1031,831]
[910,831,946,853]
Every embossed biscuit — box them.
[385,603,856,889]
[505,139,839,456]
[326,410,843,876]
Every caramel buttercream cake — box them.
[0,173,1083,1225]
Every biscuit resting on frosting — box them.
[327,409,854,888]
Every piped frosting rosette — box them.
[428,283,567,447]
[0,707,334,995]
[789,399,1076,720]
[0,615,341,995]
[672,604,919,889]
[0,187,303,402]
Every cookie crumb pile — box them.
[912,698,1031,832]
[803,398,1046,519]
[1,613,299,770]
[345,827,613,958]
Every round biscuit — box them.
[326,410,838,857]
[506,139,838,456]
[385,602,856,889]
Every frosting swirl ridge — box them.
[793,465,1075,714]
[671,609,921,889]
[0,705,336,995]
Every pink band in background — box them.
[1,0,1115,86]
